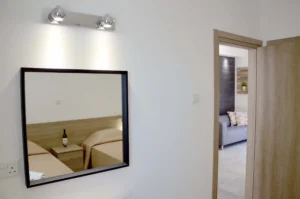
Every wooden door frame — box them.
[213,30,263,199]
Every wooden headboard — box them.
[26,116,122,150]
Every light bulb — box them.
[48,6,66,24]
[96,14,115,30]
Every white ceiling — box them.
[219,45,248,58]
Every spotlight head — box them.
[96,14,115,30]
[96,19,105,30]
[48,6,66,24]
[102,14,114,28]
[97,25,105,30]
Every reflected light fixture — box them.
[96,14,115,30]
[48,6,66,24]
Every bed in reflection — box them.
[27,141,73,180]
[82,128,123,169]
[91,141,123,168]
[27,127,123,180]
[27,116,123,172]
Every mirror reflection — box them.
[22,70,128,186]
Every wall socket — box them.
[0,160,19,178]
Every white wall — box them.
[259,0,300,41]
[25,73,122,124]
[0,0,260,199]
[219,45,249,112]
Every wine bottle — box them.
[62,129,68,147]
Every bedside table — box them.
[50,144,84,172]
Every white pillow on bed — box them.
[27,140,49,156]
[82,128,123,147]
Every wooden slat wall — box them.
[27,116,122,150]
[219,56,235,115]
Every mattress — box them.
[91,141,123,168]
[29,154,73,179]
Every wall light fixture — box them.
[96,15,115,30]
[48,6,66,24]
[48,6,115,31]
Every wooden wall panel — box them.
[27,116,122,150]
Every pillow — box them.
[227,111,237,126]
[82,129,123,149]
[82,128,123,169]
[27,140,49,156]
[235,112,248,126]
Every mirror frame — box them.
[20,67,130,188]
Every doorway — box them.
[218,44,249,199]
[212,30,263,199]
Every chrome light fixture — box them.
[48,6,66,24]
[47,6,115,31]
[96,14,115,30]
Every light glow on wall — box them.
[37,25,116,70]
[88,32,115,70]
[42,26,70,68]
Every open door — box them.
[253,39,300,198]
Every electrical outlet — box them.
[0,160,19,178]
[56,100,62,105]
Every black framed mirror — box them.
[20,68,129,188]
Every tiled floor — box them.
[218,142,247,199]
